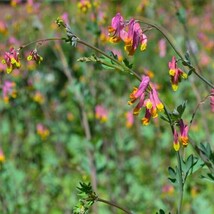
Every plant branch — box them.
[97,198,133,214]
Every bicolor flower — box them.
[1,47,21,73]
[27,49,43,64]
[0,148,5,163]
[173,129,180,151]
[125,111,134,128]
[168,56,187,91]
[37,124,50,140]
[95,105,108,122]
[2,81,17,103]
[108,13,125,43]
[141,86,164,125]
[121,19,147,55]
[128,75,150,115]
[179,119,189,147]
[77,0,91,13]
[210,89,214,112]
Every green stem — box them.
[18,38,63,50]
[97,198,132,214]
[176,151,183,214]
[77,39,141,81]
[138,18,214,89]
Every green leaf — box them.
[201,173,214,183]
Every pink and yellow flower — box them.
[77,0,92,13]
[95,105,108,122]
[128,75,163,125]
[108,13,125,43]
[1,47,21,73]
[0,148,5,163]
[27,49,43,64]
[125,111,134,128]
[168,56,187,91]
[2,80,17,103]
[179,119,189,147]
[37,124,50,140]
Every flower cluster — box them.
[95,105,108,122]
[128,75,164,125]
[77,0,91,13]
[108,13,147,55]
[2,81,17,103]
[27,49,43,64]
[173,119,189,151]
[168,56,187,91]
[36,124,50,140]
[1,47,21,73]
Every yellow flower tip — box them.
[128,101,133,105]
[11,58,16,64]
[142,118,149,126]
[157,103,164,111]
[4,96,9,103]
[140,43,147,51]
[181,137,188,147]
[126,122,132,128]
[182,72,188,79]
[172,84,178,91]
[133,108,140,115]
[146,101,153,109]
[169,69,175,76]
[173,142,180,151]
[27,55,32,61]
[6,67,12,74]
[1,59,6,64]
[109,37,120,43]
[16,61,21,68]
[0,155,5,163]
[101,117,107,123]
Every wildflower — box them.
[168,56,187,91]
[2,81,17,103]
[179,119,189,147]
[210,89,214,112]
[11,0,22,7]
[108,13,125,43]
[77,0,91,13]
[95,105,108,122]
[33,91,45,104]
[162,184,174,195]
[0,21,7,35]
[1,47,21,73]
[27,49,43,64]
[125,111,134,128]
[128,75,163,125]
[128,75,150,114]
[0,148,5,163]
[37,124,50,140]
[173,129,180,151]
[121,19,147,55]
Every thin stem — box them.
[138,18,214,89]
[77,39,141,81]
[97,198,132,214]
[18,38,63,50]
[176,151,183,214]
[138,18,184,60]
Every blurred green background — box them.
[0,0,214,213]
